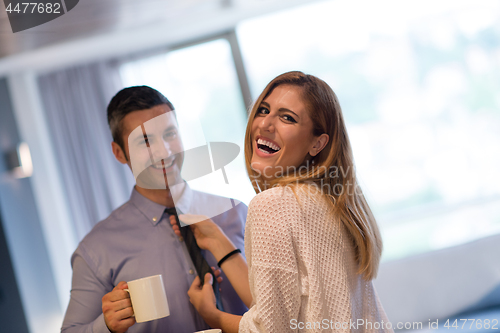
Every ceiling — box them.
[0,0,318,74]
[0,0,232,59]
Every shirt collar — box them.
[129,183,193,226]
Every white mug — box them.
[125,274,170,323]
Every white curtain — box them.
[38,61,134,241]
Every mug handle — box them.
[123,289,135,317]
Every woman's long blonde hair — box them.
[244,71,383,280]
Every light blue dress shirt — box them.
[61,185,247,333]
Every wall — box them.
[0,77,63,333]
[0,205,29,333]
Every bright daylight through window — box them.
[121,0,500,261]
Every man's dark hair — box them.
[107,86,174,154]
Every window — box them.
[120,0,500,261]
[237,0,500,260]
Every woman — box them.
[172,71,392,332]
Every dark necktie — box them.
[165,207,224,311]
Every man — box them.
[61,86,247,333]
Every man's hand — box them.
[102,281,135,333]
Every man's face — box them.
[120,104,184,190]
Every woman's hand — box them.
[212,266,224,284]
[188,273,221,328]
[169,216,236,259]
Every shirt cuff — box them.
[92,313,112,333]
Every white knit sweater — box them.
[238,185,392,333]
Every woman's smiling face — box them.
[250,84,326,181]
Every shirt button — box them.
[189,269,194,275]
[152,217,157,222]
